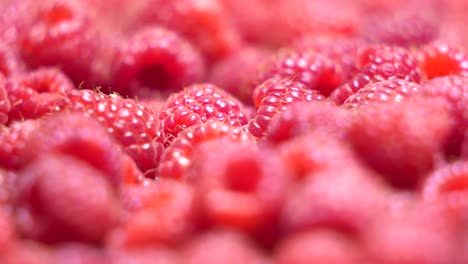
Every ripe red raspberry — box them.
[265,101,351,144]
[159,120,254,180]
[342,79,422,108]
[362,14,438,47]
[190,139,291,234]
[16,154,121,244]
[137,0,242,60]
[109,179,197,247]
[0,74,10,124]
[248,78,327,138]
[158,84,248,144]
[182,230,269,264]
[418,42,468,79]
[209,46,271,104]
[274,230,364,264]
[421,75,468,155]
[259,49,343,97]
[347,97,454,189]
[6,67,75,122]
[280,166,387,236]
[330,45,423,104]
[55,89,165,176]
[0,119,38,170]
[112,26,206,98]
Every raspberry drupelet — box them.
[418,41,468,79]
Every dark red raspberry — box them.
[108,247,182,264]
[347,97,454,189]
[209,45,271,104]
[55,89,165,176]
[0,119,38,170]
[265,101,351,144]
[110,178,197,248]
[362,13,438,47]
[259,49,343,97]
[158,84,248,144]
[274,230,364,264]
[0,41,25,77]
[18,0,110,88]
[330,45,423,104]
[16,154,121,244]
[421,75,468,155]
[248,78,327,138]
[0,73,10,124]
[342,79,422,108]
[190,139,291,234]
[6,67,75,122]
[112,26,206,98]
[137,0,242,60]
[280,166,387,236]
[159,120,254,180]
[182,230,269,264]
[418,42,468,79]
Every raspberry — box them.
[182,230,269,264]
[280,166,387,236]
[6,67,75,122]
[248,78,327,138]
[330,45,423,104]
[18,0,109,88]
[274,230,364,264]
[190,139,291,233]
[0,73,10,124]
[347,97,454,189]
[0,41,25,76]
[342,79,422,108]
[55,89,165,176]
[0,169,15,204]
[209,46,271,104]
[112,26,206,98]
[418,42,468,79]
[109,179,197,247]
[158,84,248,144]
[362,13,438,47]
[421,75,468,155]
[159,120,254,180]
[259,49,343,97]
[265,101,351,144]
[108,247,182,264]
[16,154,121,244]
[0,119,38,170]
[137,0,242,60]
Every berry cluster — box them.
[1,0,468,263]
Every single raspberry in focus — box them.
[54,89,165,176]
[112,26,206,98]
[259,48,343,97]
[157,84,248,144]
[418,42,468,79]
[330,45,423,104]
[248,78,327,138]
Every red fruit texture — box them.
[55,89,165,176]
[159,120,254,180]
[0,205,15,251]
[52,243,107,264]
[418,41,468,79]
[347,97,454,189]
[342,79,422,108]
[190,139,291,233]
[265,101,351,144]
[0,41,25,76]
[259,48,343,97]
[112,26,206,98]
[0,241,53,264]
[107,247,182,264]
[209,45,271,104]
[0,169,15,204]
[274,230,364,264]
[0,119,38,170]
[330,45,423,104]
[16,154,121,244]
[182,230,270,264]
[248,78,327,138]
[158,84,248,144]
[137,0,242,60]
[0,73,10,124]
[6,67,75,122]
